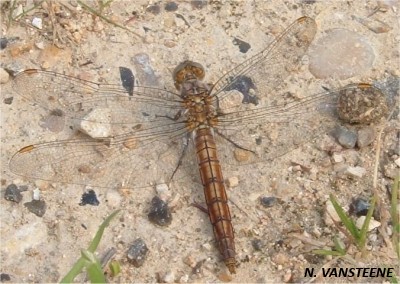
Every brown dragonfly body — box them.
[174,62,236,272]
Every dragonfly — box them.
[8,16,383,273]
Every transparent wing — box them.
[210,16,317,100]
[204,16,329,163]
[213,83,388,165]
[10,69,191,189]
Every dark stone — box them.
[349,197,370,217]
[260,196,277,208]
[24,200,46,217]
[333,126,357,149]
[79,190,99,206]
[148,196,172,226]
[119,67,135,96]
[165,2,178,12]
[127,238,149,267]
[233,37,251,53]
[0,273,11,282]
[4,184,22,203]
[3,97,13,104]
[251,238,263,251]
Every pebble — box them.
[225,176,239,188]
[32,17,43,29]
[260,196,277,208]
[217,272,232,282]
[251,238,263,251]
[179,274,189,283]
[148,196,172,226]
[344,166,367,178]
[357,127,376,148]
[155,183,171,201]
[24,200,46,217]
[233,37,251,53]
[0,68,10,84]
[162,271,175,283]
[356,216,381,231]
[341,149,360,166]
[183,255,196,268]
[165,2,178,12]
[119,67,135,96]
[32,188,41,201]
[234,148,251,162]
[272,252,289,265]
[3,97,13,104]
[127,238,149,267]
[332,152,344,163]
[0,37,8,49]
[395,157,400,167]
[349,197,370,216]
[79,108,112,138]
[309,29,374,79]
[334,126,357,149]
[4,184,23,203]
[79,189,100,206]
[0,273,11,281]
[324,199,341,226]
[283,269,293,283]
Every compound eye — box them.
[173,61,205,90]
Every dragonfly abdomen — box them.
[194,127,236,274]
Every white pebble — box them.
[32,188,41,200]
[394,157,400,167]
[226,176,239,188]
[345,166,367,178]
[324,199,341,226]
[356,216,381,231]
[163,271,175,283]
[32,17,43,29]
[0,68,9,84]
[79,108,112,138]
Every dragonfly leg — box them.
[191,199,209,214]
[214,129,255,154]
[169,133,190,181]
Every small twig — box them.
[373,108,397,250]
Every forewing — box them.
[10,69,191,189]
[210,16,317,100]
[12,69,185,137]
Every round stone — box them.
[309,29,374,79]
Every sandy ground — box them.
[0,1,399,283]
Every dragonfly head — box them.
[173,60,205,90]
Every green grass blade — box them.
[60,210,120,282]
[88,210,120,253]
[333,236,346,254]
[329,194,360,240]
[391,176,400,259]
[358,196,376,249]
[312,249,345,256]
[109,260,121,277]
[60,258,87,283]
[81,250,107,283]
